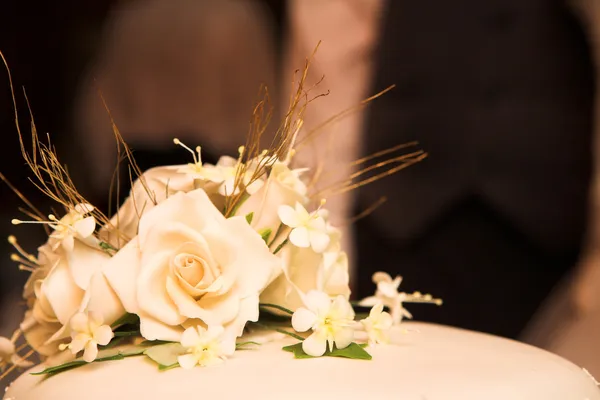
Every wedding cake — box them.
[4,323,600,400]
[1,53,599,400]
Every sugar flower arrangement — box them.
[0,49,440,379]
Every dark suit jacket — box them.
[355,0,595,337]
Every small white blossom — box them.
[203,156,264,196]
[359,271,442,325]
[177,325,235,369]
[360,303,393,346]
[291,290,355,356]
[49,203,96,252]
[0,336,33,369]
[278,202,330,253]
[62,312,114,362]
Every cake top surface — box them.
[5,322,600,400]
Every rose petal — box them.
[139,314,184,342]
[222,295,259,338]
[137,253,185,326]
[20,311,63,356]
[291,308,317,332]
[212,217,282,295]
[138,190,224,247]
[87,311,104,331]
[68,240,111,291]
[85,272,126,326]
[196,290,241,326]
[166,276,211,321]
[302,332,327,357]
[42,261,84,325]
[245,178,263,195]
[103,240,141,314]
[180,326,201,348]
[205,325,225,341]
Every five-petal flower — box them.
[360,303,393,346]
[360,271,442,325]
[62,311,114,362]
[291,290,355,356]
[177,325,235,369]
[49,203,96,253]
[278,203,330,253]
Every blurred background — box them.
[1,0,600,385]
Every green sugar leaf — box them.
[283,342,372,361]
[144,342,186,371]
[259,228,272,243]
[31,345,147,376]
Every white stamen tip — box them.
[48,214,57,221]
[173,138,181,145]
[11,219,22,225]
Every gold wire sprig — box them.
[8,235,39,272]
[310,146,427,201]
[294,84,396,151]
[224,42,327,217]
[344,196,388,226]
[1,51,114,230]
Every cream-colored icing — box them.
[4,322,600,400]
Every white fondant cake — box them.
[5,323,600,400]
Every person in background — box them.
[286,0,600,375]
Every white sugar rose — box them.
[260,227,350,312]
[102,155,261,247]
[22,242,60,306]
[103,189,282,342]
[236,161,308,234]
[101,165,198,246]
[20,239,124,356]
